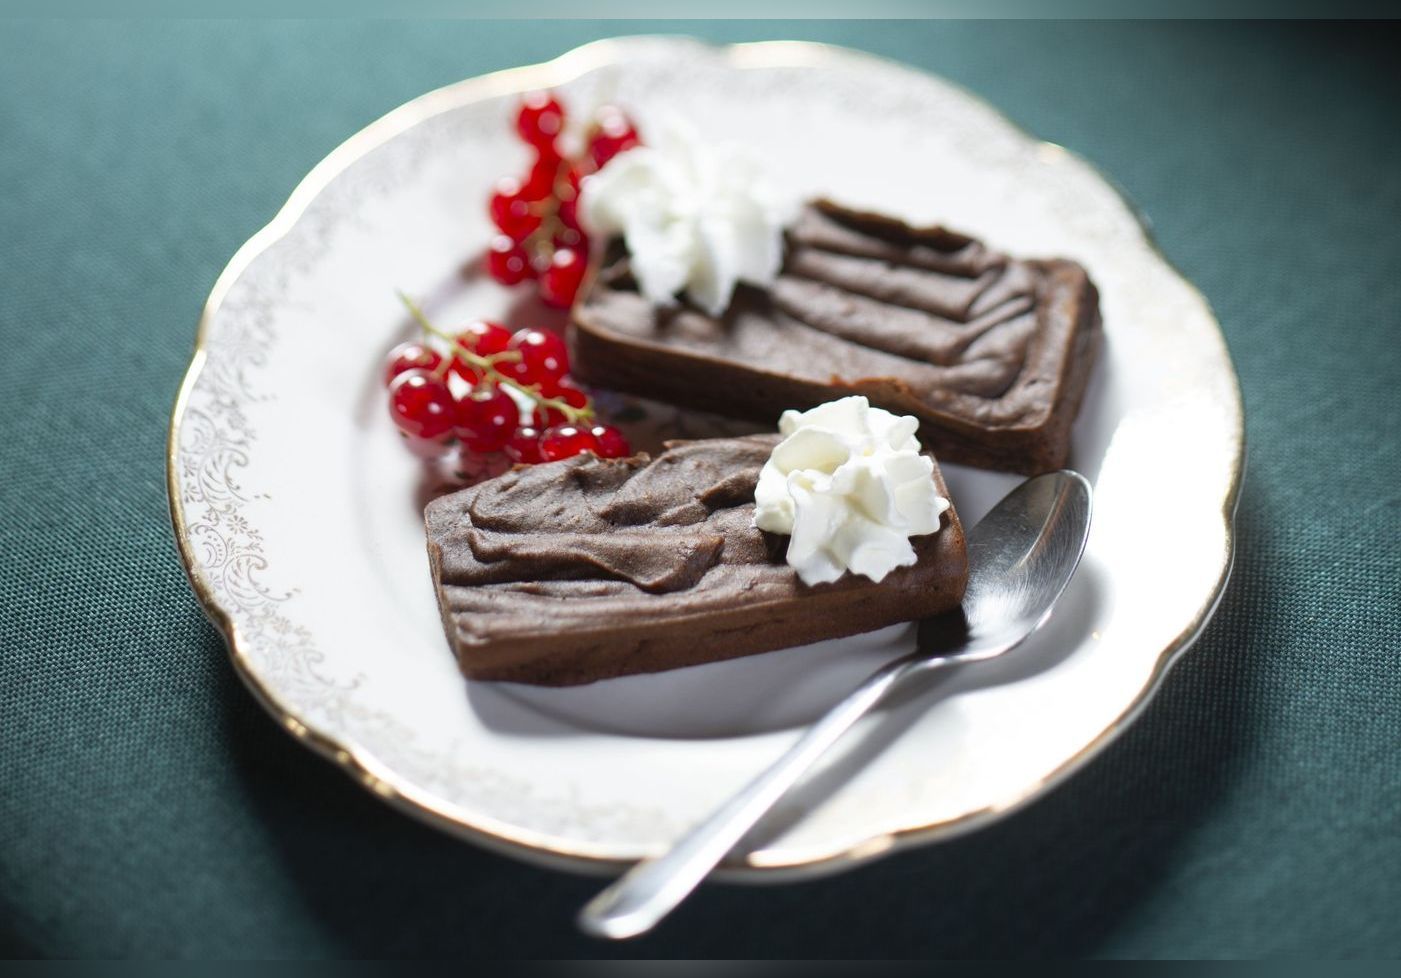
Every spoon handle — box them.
[577,655,924,940]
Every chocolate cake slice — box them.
[424,435,968,685]
[570,201,1101,474]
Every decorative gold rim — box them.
[167,36,1244,880]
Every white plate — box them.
[168,37,1242,878]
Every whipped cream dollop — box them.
[579,119,798,317]
[753,396,951,586]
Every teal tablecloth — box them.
[2,20,1398,958]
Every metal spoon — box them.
[578,469,1093,940]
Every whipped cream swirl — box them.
[753,397,950,586]
[579,119,798,317]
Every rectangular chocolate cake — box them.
[424,435,968,685]
[570,201,1101,474]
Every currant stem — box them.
[508,379,594,425]
[398,291,448,340]
[395,291,592,424]
[522,157,574,262]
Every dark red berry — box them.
[540,423,600,461]
[447,357,480,387]
[486,235,533,285]
[530,378,590,429]
[522,150,565,200]
[384,342,443,387]
[388,370,456,441]
[456,320,513,357]
[488,177,542,240]
[557,197,581,232]
[504,425,547,464]
[590,424,631,459]
[455,385,519,453]
[538,374,586,398]
[588,106,641,168]
[539,247,586,309]
[517,91,565,150]
[507,327,569,385]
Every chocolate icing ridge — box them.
[571,199,1101,473]
[583,203,1052,408]
[430,436,781,594]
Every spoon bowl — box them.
[937,469,1093,659]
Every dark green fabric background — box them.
[1,19,1399,959]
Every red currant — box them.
[556,196,580,231]
[384,342,443,387]
[522,150,565,200]
[486,235,533,285]
[588,106,641,168]
[456,320,513,357]
[504,425,546,464]
[447,358,480,388]
[488,177,542,240]
[389,370,456,441]
[517,92,565,150]
[455,385,519,453]
[507,327,570,385]
[540,423,600,461]
[532,375,582,397]
[540,247,586,309]
[590,424,631,459]
[530,378,590,429]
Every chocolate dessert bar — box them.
[424,435,968,685]
[570,201,1101,474]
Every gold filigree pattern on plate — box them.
[167,37,1242,877]
[170,239,691,856]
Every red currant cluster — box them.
[485,91,640,308]
[385,293,630,464]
